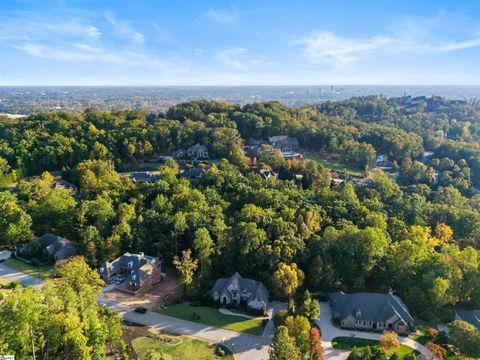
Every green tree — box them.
[284,315,311,354]
[372,348,388,360]
[173,249,198,293]
[448,320,480,357]
[348,348,360,360]
[361,346,372,360]
[269,325,299,360]
[271,262,304,299]
[0,191,33,247]
[193,227,214,278]
[300,290,320,321]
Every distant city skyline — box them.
[1,0,479,86]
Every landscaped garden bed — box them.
[131,336,234,360]
[332,336,418,357]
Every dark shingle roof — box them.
[211,272,269,306]
[456,310,480,330]
[268,135,299,146]
[130,172,158,183]
[181,167,206,180]
[38,233,77,260]
[98,253,160,282]
[330,291,414,324]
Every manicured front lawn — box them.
[132,336,234,360]
[303,151,366,177]
[332,337,418,357]
[3,258,52,279]
[160,304,264,335]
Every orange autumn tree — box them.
[309,327,324,360]
[426,341,446,360]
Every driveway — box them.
[0,263,43,287]
[317,302,436,359]
[0,250,12,261]
[99,296,271,360]
[262,301,287,338]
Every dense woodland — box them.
[1,96,480,358]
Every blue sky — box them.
[1,0,479,85]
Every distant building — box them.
[53,179,78,197]
[17,233,77,263]
[174,148,186,158]
[257,168,278,180]
[376,154,392,169]
[456,310,480,330]
[175,143,209,160]
[130,171,158,183]
[268,135,299,152]
[330,291,414,334]
[180,167,206,180]
[251,139,268,146]
[243,145,262,159]
[211,272,269,311]
[98,252,162,295]
[187,143,209,159]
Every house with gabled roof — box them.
[330,291,415,334]
[16,233,77,264]
[180,167,206,180]
[98,252,162,295]
[211,272,269,311]
[257,168,278,180]
[268,135,299,152]
[130,171,158,183]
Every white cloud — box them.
[296,23,480,67]
[216,47,248,70]
[205,8,238,24]
[13,42,122,62]
[0,18,100,41]
[12,41,185,72]
[105,11,145,44]
[295,31,392,68]
[215,47,270,70]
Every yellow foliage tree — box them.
[379,331,400,350]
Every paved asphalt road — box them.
[1,264,434,360]
[0,263,43,287]
[100,296,359,360]
[99,297,271,360]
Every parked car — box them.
[134,307,148,314]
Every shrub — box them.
[426,341,446,360]
[428,327,439,340]
[273,309,289,327]
[379,331,400,350]
[10,280,22,289]
[215,344,231,357]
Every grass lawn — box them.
[3,258,52,280]
[332,337,418,357]
[303,151,366,177]
[412,325,429,345]
[0,276,12,297]
[132,336,234,360]
[160,304,264,336]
